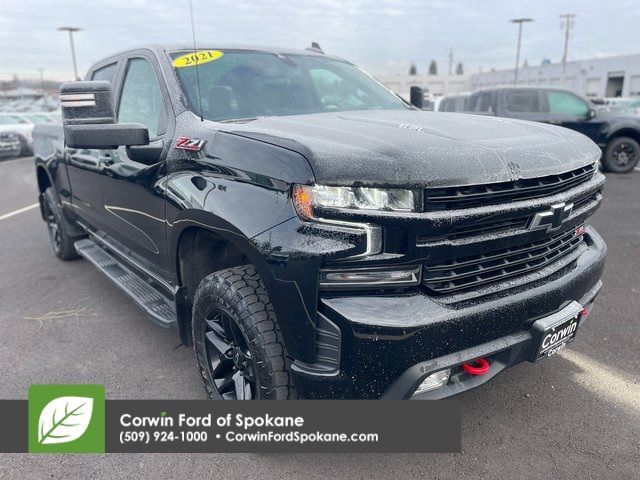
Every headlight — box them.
[293,185,417,219]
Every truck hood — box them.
[220,110,601,187]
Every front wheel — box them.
[192,265,297,400]
[602,136,640,173]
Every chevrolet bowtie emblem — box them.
[529,202,573,232]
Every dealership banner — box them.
[0,385,461,453]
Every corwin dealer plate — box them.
[531,301,583,361]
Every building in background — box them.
[471,53,640,98]
[375,72,472,101]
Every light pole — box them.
[559,14,576,83]
[510,18,533,85]
[57,27,82,80]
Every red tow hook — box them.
[461,357,490,376]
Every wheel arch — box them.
[36,164,52,194]
[171,217,317,363]
[607,127,640,145]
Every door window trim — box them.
[116,54,171,140]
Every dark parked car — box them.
[442,86,640,173]
[33,45,606,400]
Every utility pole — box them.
[57,27,82,80]
[448,47,454,76]
[510,18,533,84]
[559,14,576,83]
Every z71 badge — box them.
[175,136,206,152]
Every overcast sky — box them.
[1,0,640,80]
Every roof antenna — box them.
[189,0,204,121]
[306,42,324,54]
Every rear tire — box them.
[43,187,79,260]
[602,136,640,173]
[192,265,297,400]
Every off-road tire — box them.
[192,265,297,400]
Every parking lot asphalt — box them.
[0,156,638,479]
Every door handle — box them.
[69,153,100,168]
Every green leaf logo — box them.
[37,396,94,445]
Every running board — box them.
[74,238,176,327]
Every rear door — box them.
[498,89,548,122]
[64,61,120,230]
[98,53,173,276]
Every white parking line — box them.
[561,349,640,412]
[0,203,39,221]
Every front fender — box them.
[165,174,368,363]
[166,204,321,362]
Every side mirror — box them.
[61,81,115,125]
[60,80,149,149]
[410,86,424,109]
[587,108,597,120]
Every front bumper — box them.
[291,226,606,399]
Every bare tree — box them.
[455,62,464,75]
[428,60,438,75]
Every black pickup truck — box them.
[34,45,606,400]
[440,86,640,173]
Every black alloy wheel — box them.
[204,307,256,400]
[603,136,640,173]
[611,142,637,168]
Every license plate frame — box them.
[531,301,582,362]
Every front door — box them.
[64,62,121,230]
[544,89,606,142]
[99,55,173,277]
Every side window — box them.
[478,93,492,112]
[547,91,590,118]
[91,63,117,84]
[469,92,492,112]
[117,58,166,138]
[504,90,542,113]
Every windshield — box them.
[170,50,408,121]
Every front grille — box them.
[449,190,599,239]
[417,190,601,243]
[423,227,584,294]
[424,163,595,211]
